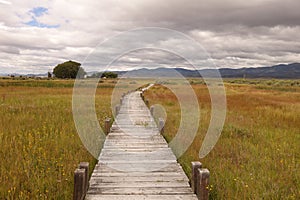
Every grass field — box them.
[0,78,299,199]
[144,79,300,199]
[0,79,114,199]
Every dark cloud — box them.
[123,0,300,31]
[0,46,20,54]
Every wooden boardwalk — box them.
[85,90,198,200]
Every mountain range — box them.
[1,63,299,79]
[112,63,300,79]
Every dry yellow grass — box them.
[0,79,113,199]
[144,80,300,199]
[0,78,299,199]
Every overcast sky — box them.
[0,0,300,74]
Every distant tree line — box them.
[51,61,120,79]
[89,72,118,79]
[101,72,118,78]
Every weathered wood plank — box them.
[89,176,189,183]
[86,194,197,200]
[100,147,172,153]
[89,181,190,188]
[87,186,194,195]
[91,172,187,177]
[102,144,169,149]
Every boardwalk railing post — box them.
[79,162,89,193]
[159,118,164,134]
[191,161,202,194]
[150,106,154,116]
[115,104,120,116]
[104,118,111,135]
[196,168,210,200]
[73,168,86,200]
[140,93,145,101]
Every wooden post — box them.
[115,105,120,116]
[159,118,164,134]
[196,168,210,200]
[191,161,202,194]
[79,162,89,192]
[150,106,154,116]
[104,118,111,134]
[73,168,86,200]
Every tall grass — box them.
[1,78,299,199]
[144,81,300,199]
[0,80,113,199]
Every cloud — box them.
[0,0,299,73]
[0,0,11,5]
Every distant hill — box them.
[219,63,300,78]
[112,67,201,78]
[0,73,48,77]
[2,63,299,79]
[108,63,300,79]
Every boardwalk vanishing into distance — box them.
[84,89,198,200]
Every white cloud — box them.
[0,0,299,74]
[0,0,11,5]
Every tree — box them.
[53,60,86,79]
[101,72,118,79]
[87,72,101,78]
[47,72,52,78]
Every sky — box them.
[0,0,300,74]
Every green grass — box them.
[144,80,300,199]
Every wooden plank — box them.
[99,155,176,161]
[92,168,185,174]
[89,180,190,188]
[106,135,162,139]
[86,194,198,200]
[98,160,177,164]
[100,147,172,152]
[104,140,167,144]
[100,151,176,158]
[89,176,188,183]
[91,172,187,177]
[87,186,194,195]
[102,144,169,149]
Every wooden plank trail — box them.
[85,89,198,200]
